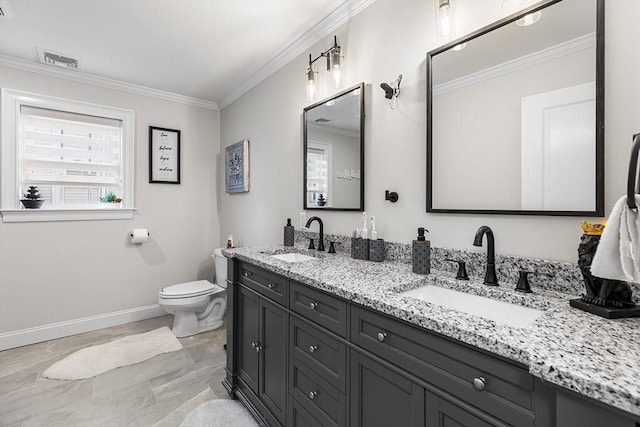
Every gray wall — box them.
[0,66,221,334]
[219,0,639,263]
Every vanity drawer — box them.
[289,397,325,427]
[291,317,347,392]
[290,357,346,427]
[290,281,347,337]
[238,262,288,305]
[351,306,535,417]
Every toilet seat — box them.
[159,280,222,299]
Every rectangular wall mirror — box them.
[427,0,604,216]
[304,83,365,211]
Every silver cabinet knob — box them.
[377,332,387,342]
[267,283,274,289]
[251,342,257,348]
[243,271,252,278]
[251,342,262,353]
[309,345,317,354]
[473,377,486,391]
[309,391,317,400]
[309,302,318,311]
[255,345,262,353]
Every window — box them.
[1,89,135,222]
[306,141,331,207]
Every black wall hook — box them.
[385,190,398,203]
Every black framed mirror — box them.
[427,0,604,216]
[304,83,365,211]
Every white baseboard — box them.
[0,304,166,351]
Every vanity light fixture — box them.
[435,0,457,39]
[305,35,343,101]
[516,10,542,26]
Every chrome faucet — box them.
[305,216,325,251]
[473,226,498,286]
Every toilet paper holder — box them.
[130,229,150,244]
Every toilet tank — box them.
[213,248,227,289]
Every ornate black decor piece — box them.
[570,222,640,319]
[20,185,44,209]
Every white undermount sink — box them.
[400,285,544,328]
[271,253,318,263]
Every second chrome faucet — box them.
[473,225,498,286]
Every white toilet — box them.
[158,248,228,337]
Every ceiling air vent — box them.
[0,0,10,18]
[36,48,79,70]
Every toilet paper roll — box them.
[130,228,149,244]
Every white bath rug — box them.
[42,326,183,380]
[180,400,259,427]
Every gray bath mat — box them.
[180,399,259,427]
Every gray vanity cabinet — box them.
[226,259,640,427]
[350,350,425,427]
[351,306,542,427]
[234,267,289,426]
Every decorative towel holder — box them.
[626,133,640,210]
[570,133,640,319]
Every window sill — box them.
[0,207,136,223]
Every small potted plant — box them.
[20,186,45,209]
[100,192,122,206]
[316,194,326,207]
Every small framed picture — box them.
[149,126,180,184]
[225,139,250,193]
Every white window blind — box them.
[20,106,123,190]
[2,88,135,222]
[307,147,328,194]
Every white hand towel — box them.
[591,195,640,284]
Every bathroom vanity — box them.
[222,246,640,427]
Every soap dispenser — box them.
[284,218,294,246]
[412,227,430,274]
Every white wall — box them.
[433,48,595,209]
[220,0,640,263]
[0,66,221,334]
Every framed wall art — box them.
[225,139,249,193]
[149,126,180,184]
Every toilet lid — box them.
[159,280,219,299]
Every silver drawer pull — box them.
[243,271,252,278]
[377,332,387,342]
[254,345,262,353]
[473,377,486,391]
[309,391,317,400]
[251,342,258,348]
[251,342,262,353]
[267,283,275,289]
[309,302,318,311]
[309,345,317,354]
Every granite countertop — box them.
[223,245,640,417]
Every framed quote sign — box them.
[149,126,180,184]
[225,139,249,193]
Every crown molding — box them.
[434,33,596,96]
[0,54,219,110]
[218,0,376,110]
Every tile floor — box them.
[0,315,229,426]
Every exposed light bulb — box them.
[435,0,456,39]
[330,47,342,88]
[306,69,317,101]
